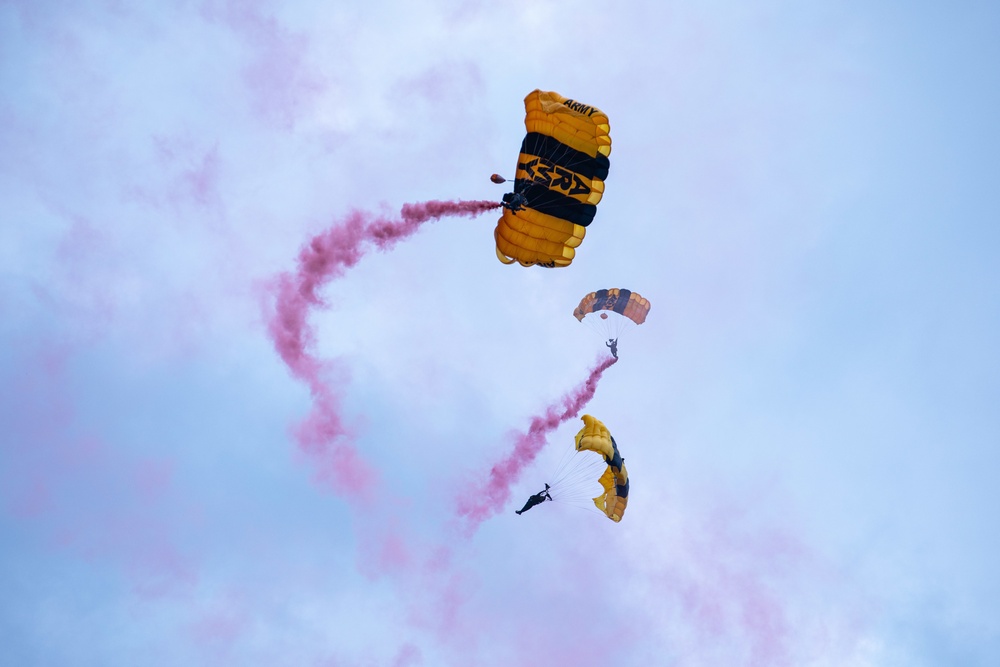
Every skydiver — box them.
[606,338,618,359]
[515,483,552,515]
[501,191,528,212]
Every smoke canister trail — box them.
[267,199,500,501]
[457,355,618,529]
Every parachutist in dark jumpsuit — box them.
[502,191,528,212]
[515,484,552,515]
[606,338,619,359]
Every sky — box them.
[1,1,999,665]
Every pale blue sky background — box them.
[1,1,998,665]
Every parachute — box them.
[494,90,612,268]
[548,415,629,522]
[573,288,651,342]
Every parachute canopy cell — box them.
[574,414,629,522]
[495,90,612,268]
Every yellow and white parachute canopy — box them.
[548,414,629,522]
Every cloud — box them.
[0,343,198,597]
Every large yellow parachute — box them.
[495,90,612,268]
[573,415,629,522]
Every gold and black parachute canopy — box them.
[573,288,651,344]
[495,90,611,268]
[573,415,629,522]
[573,288,651,325]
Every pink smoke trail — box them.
[267,199,500,501]
[456,354,618,530]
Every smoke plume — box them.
[456,354,619,530]
[266,199,500,501]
